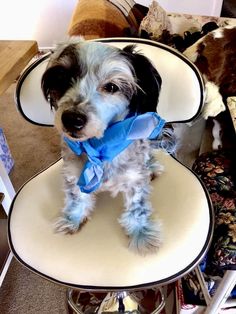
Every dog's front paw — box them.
[53,216,87,234]
[128,221,162,255]
[119,207,162,255]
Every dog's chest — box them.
[99,140,153,194]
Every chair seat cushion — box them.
[8,151,213,290]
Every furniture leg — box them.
[205,270,236,314]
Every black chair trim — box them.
[15,52,54,127]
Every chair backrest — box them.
[15,38,205,126]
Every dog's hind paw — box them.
[53,216,87,234]
[128,221,162,255]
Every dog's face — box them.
[42,39,161,141]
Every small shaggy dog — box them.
[184,26,236,119]
[41,38,168,255]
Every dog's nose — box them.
[61,111,87,132]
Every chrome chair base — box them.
[67,288,165,314]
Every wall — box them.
[0,0,223,48]
[0,0,77,48]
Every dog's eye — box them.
[103,83,119,93]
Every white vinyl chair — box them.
[9,38,213,313]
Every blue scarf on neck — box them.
[64,112,165,193]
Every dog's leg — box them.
[119,180,162,255]
[54,178,95,234]
[54,155,95,234]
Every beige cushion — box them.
[8,151,213,290]
[15,38,204,127]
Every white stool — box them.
[9,38,213,313]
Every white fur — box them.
[42,38,167,255]
[203,81,226,119]
[212,25,234,38]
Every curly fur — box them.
[41,37,169,255]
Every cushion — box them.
[68,0,133,39]
[193,150,236,269]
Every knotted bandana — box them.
[64,112,165,193]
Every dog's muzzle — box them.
[61,110,87,135]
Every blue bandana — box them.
[64,112,165,193]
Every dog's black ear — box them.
[41,65,74,109]
[41,44,81,109]
[122,45,162,114]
